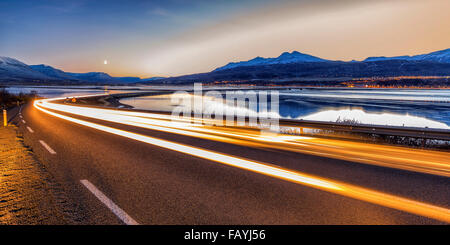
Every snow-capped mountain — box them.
[30,64,126,83]
[0,57,55,81]
[0,56,28,67]
[0,57,149,84]
[161,48,450,84]
[1,48,449,84]
[141,77,165,82]
[30,64,78,81]
[115,77,143,83]
[215,49,450,72]
[215,51,328,71]
[115,76,166,83]
[66,72,120,83]
[364,48,450,63]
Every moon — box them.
[104,60,108,65]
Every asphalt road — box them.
[12,102,450,224]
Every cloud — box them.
[148,7,172,17]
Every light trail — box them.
[34,97,450,177]
[34,97,450,223]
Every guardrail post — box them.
[3,109,6,127]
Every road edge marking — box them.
[80,179,139,225]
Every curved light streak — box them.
[34,97,450,177]
[34,96,450,223]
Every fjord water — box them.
[4,85,141,98]
[120,88,450,129]
[5,86,450,129]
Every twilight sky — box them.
[0,0,449,78]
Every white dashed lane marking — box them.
[39,140,56,154]
[80,180,139,225]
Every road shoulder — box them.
[0,126,82,224]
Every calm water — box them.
[4,86,450,129]
[3,85,143,98]
[120,88,450,129]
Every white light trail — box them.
[33,96,450,223]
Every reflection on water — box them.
[279,88,450,102]
[277,89,450,127]
[121,88,450,129]
[3,85,143,98]
[299,109,450,129]
[5,86,449,129]
[123,94,175,112]
[5,86,102,98]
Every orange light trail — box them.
[34,96,450,178]
[33,96,450,223]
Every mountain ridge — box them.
[215,48,450,71]
[0,57,164,84]
[214,51,328,71]
[364,48,450,63]
[1,48,449,85]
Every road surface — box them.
[11,97,450,224]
